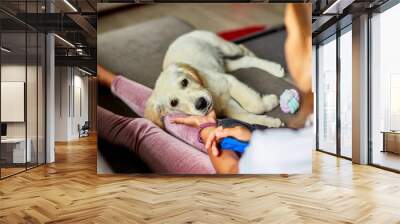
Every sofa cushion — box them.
[98,16,195,89]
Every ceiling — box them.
[0,0,97,73]
[0,0,96,14]
[312,0,390,43]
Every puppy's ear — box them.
[176,63,204,86]
[144,94,165,128]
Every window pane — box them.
[38,33,45,165]
[371,3,400,171]
[0,0,46,179]
[340,29,352,158]
[27,31,38,169]
[26,0,40,169]
[1,30,27,177]
[318,37,337,154]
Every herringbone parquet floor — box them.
[1,134,400,223]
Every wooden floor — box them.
[0,135,400,223]
[1,167,26,178]
[1,163,45,178]
[373,150,400,171]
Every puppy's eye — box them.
[170,99,179,107]
[180,79,188,88]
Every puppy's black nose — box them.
[195,97,208,110]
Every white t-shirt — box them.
[239,126,313,174]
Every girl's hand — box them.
[215,126,252,142]
[205,126,252,156]
[171,110,216,127]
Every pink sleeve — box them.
[111,75,152,117]
[164,114,207,153]
[98,106,214,174]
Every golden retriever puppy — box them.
[145,30,285,128]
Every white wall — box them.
[1,66,25,135]
[55,66,70,141]
[1,65,36,138]
[1,63,46,164]
[54,67,89,141]
[72,74,89,137]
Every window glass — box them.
[1,30,28,178]
[38,33,45,165]
[0,1,46,179]
[339,29,352,158]
[371,3,400,171]
[27,31,38,169]
[317,37,337,154]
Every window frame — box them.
[315,22,353,160]
[367,0,400,173]
[0,0,47,180]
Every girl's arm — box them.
[97,64,116,88]
[98,106,215,174]
[98,65,152,117]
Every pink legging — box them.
[98,77,215,174]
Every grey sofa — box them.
[97,16,296,173]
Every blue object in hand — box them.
[219,137,249,154]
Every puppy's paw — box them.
[260,117,282,128]
[271,118,283,128]
[221,44,244,57]
[244,102,267,114]
[262,94,279,112]
[239,44,256,57]
[269,63,285,78]
[252,116,282,128]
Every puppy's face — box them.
[144,63,213,127]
